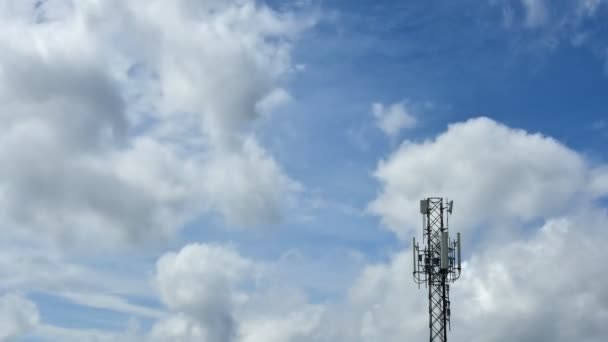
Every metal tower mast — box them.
[413,197,462,342]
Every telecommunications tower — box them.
[412,197,462,342]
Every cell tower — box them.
[412,197,462,342]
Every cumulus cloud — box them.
[347,250,427,342]
[154,243,252,342]
[239,305,324,342]
[369,117,603,239]
[0,293,39,341]
[452,213,608,342]
[136,0,306,150]
[149,314,210,342]
[0,0,311,245]
[150,243,327,342]
[589,166,608,197]
[202,138,302,226]
[372,102,417,138]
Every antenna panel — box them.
[457,232,461,270]
[413,237,417,273]
[441,231,449,270]
[420,199,428,214]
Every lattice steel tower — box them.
[413,197,462,342]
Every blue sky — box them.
[0,0,607,341]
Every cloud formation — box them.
[150,243,325,342]
[153,244,252,342]
[369,117,606,239]
[0,293,39,341]
[452,214,608,342]
[0,0,310,245]
[1,1,607,341]
[372,101,417,138]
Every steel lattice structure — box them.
[413,198,462,342]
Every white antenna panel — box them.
[440,231,449,270]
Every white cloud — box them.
[58,291,165,319]
[450,214,608,342]
[256,88,292,117]
[0,2,314,335]
[134,0,306,150]
[153,243,253,342]
[202,138,302,226]
[150,243,328,342]
[0,0,312,245]
[522,0,548,27]
[494,0,607,69]
[149,314,208,342]
[0,293,39,341]
[347,250,427,342]
[369,117,602,239]
[239,305,324,342]
[34,321,141,342]
[372,101,417,138]
[589,166,608,198]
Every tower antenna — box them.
[413,197,462,342]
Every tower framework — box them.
[413,197,462,342]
